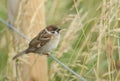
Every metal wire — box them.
[0,18,30,41]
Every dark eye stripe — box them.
[51,31,55,33]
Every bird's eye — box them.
[51,31,55,34]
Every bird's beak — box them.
[57,28,61,33]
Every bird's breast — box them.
[46,34,60,50]
[37,34,60,53]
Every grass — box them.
[0,0,8,81]
[46,0,120,81]
[1,0,120,81]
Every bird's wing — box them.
[28,29,52,51]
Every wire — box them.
[0,18,30,41]
[49,54,87,81]
[0,18,87,81]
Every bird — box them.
[13,25,61,60]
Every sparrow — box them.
[13,25,61,60]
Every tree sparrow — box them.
[13,25,61,60]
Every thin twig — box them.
[0,18,87,81]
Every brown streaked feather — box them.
[28,29,52,52]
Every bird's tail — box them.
[13,49,28,60]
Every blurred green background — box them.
[0,0,8,81]
[1,0,120,81]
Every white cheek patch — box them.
[52,31,59,36]
[55,31,58,34]
[45,29,59,35]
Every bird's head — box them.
[46,25,61,34]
